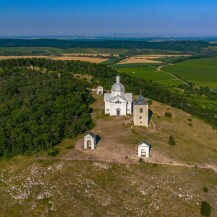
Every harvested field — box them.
[52,56,107,63]
[118,55,190,64]
[62,53,118,57]
[0,56,48,60]
[0,55,107,63]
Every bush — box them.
[47,148,59,156]
[188,118,192,121]
[148,99,152,105]
[203,187,208,193]
[139,158,144,163]
[200,201,211,217]
[168,135,176,146]
[165,112,172,118]
[188,123,193,126]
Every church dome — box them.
[111,75,125,94]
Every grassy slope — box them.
[163,57,217,88]
[117,66,183,86]
[0,158,216,217]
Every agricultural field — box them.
[117,55,190,65]
[163,57,217,89]
[0,55,108,63]
[117,66,183,86]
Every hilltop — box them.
[0,93,216,216]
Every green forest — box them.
[0,58,216,157]
[0,66,94,157]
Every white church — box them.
[104,75,132,116]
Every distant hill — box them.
[0,39,212,52]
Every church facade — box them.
[104,76,132,116]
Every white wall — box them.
[84,135,96,150]
[109,102,127,116]
[138,146,150,158]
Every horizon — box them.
[1,0,217,37]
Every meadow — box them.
[163,57,217,89]
[117,66,183,86]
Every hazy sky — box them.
[0,0,217,36]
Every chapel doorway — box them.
[87,140,92,148]
[116,108,121,116]
[141,149,146,157]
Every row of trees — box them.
[178,84,217,100]
[0,39,212,52]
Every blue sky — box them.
[0,0,217,36]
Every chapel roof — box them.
[104,93,132,102]
[138,141,151,147]
[134,95,148,105]
[86,132,96,138]
[111,75,125,93]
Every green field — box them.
[163,57,217,88]
[117,66,183,86]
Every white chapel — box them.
[104,75,132,116]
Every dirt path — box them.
[36,155,217,174]
[157,64,189,85]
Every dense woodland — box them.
[0,65,94,156]
[0,39,213,52]
[0,58,216,156]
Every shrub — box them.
[200,201,211,217]
[203,187,208,193]
[47,148,59,156]
[188,118,192,121]
[165,112,172,118]
[188,123,193,126]
[168,135,176,146]
[139,158,144,163]
[148,99,152,105]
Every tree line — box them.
[0,39,212,52]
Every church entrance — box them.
[116,108,121,116]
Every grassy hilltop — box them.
[0,40,216,216]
